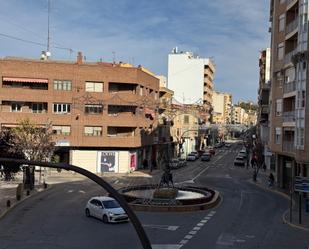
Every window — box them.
[54,80,72,91]
[32,103,47,113]
[11,102,22,112]
[85,81,103,92]
[184,115,189,124]
[279,14,285,32]
[275,127,282,144]
[84,126,102,136]
[53,103,71,114]
[300,128,305,147]
[85,104,103,114]
[52,125,71,135]
[277,42,284,61]
[301,90,306,108]
[275,99,282,116]
[140,86,144,96]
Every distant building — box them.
[168,48,215,121]
[212,91,232,124]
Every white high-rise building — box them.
[167,48,215,113]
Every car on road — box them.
[238,151,247,159]
[201,152,211,161]
[234,156,245,167]
[169,158,180,169]
[85,196,129,223]
[186,153,197,161]
[178,158,187,167]
[191,151,199,158]
[207,147,215,156]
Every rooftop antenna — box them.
[46,0,51,59]
[112,51,116,63]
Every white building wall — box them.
[168,52,209,104]
[212,92,225,114]
[71,150,98,173]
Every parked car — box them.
[178,158,187,167]
[191,151,199,158]
[208,147,216,156]
[186,153,197,161]
[85,196,129,223]
[225,143,231,148]
[201,152,211,161]
[234,156,245,167]
[169,158,180,169]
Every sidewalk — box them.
[251,168,309,232]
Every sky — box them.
[0,0,270,103]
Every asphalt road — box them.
[0,143,309,249]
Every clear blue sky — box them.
[0,0,270,103]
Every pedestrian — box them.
[142,159,148,169]
[262,162,266,172]
[250,156,255,168]
[268,173,275,187]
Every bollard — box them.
[43,181,48,189]
[16,183,23,201]
[26,190,30,196]
[6,200,11,208]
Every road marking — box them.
[193,226,201,231]
[184,235,193,240]
[197,223,204,226]
[143,224,179,231]
[180,240,188,244]
[189,231,197,235]
[200,219,208,223]
[78,190,85,194]
[152,244,182,249]
[67,190,74,193]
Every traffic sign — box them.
[294,176,309,193]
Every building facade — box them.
[269,0,309,188]
[167,48,215,121]
[0,54,159,173]
[212,91,232,124]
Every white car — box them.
[85,196,129,223]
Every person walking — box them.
[268,173,275,187]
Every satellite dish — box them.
[46,51,51,57]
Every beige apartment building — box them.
[269,0,309,188]
[212,91,232,124]
[0,53,160,173]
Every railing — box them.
[283,81,296,93]
[283,111,296,122]
[286,0,298,7]
[286,18,298,35]
[284,49,297,65]
[283,141,296,153]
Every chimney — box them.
[77,51,83,65]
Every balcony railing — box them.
[283,81,296,93]
[284,49,297,65]
[286,0,298,8]
[286,18,298,35]
[283,111,296,122]
[283,141,296,153]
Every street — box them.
[0,143,309,249]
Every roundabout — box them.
[118,184,221,212]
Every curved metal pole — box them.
[0,158,152,249]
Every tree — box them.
[4,119,55,188]
[0,129,24,180]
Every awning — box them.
[2,77,48,83]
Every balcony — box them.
[286,0,298,10]
[283,141,296,153]
[283,81,296,94]
[283,111,295,123]
[286,18,298,37]
[284,49,297,65]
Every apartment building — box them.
[0,53,159,173]
[167,47,215,122]
[269,0,309,188]
[212,91,232,124]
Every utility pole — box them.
[46,0,51,59]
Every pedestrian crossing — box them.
[216,149,240,153]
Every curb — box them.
[129,190,221,212]
[0,186,50,221]
[248,179,309,233]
